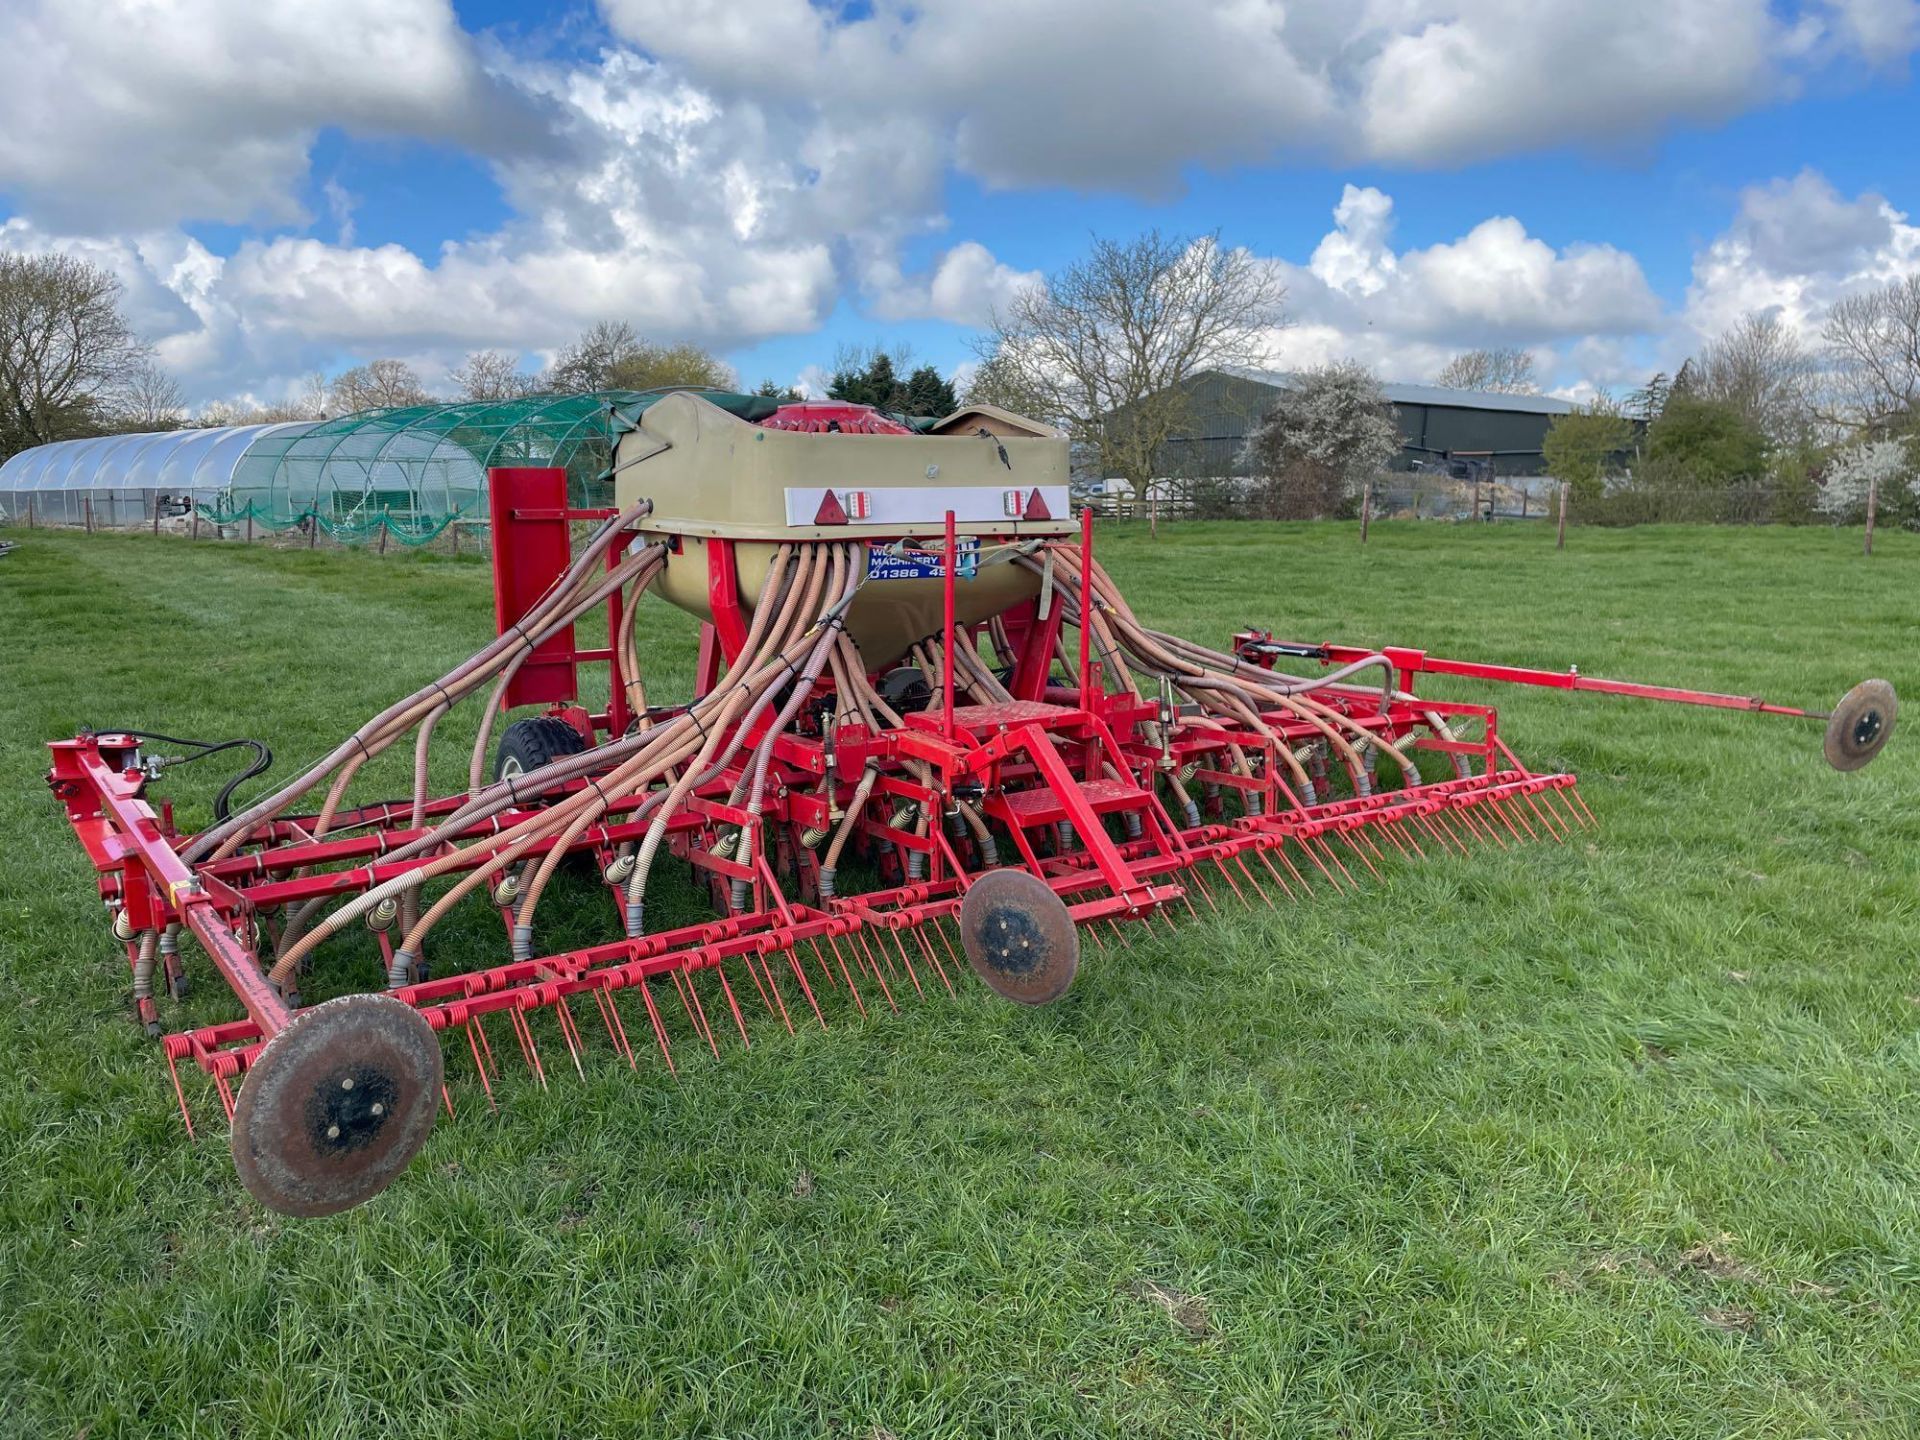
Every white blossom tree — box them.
[1241,362,1400,518]
[1816,437,1912,522]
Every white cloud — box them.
[866,242,1044,325]
[1254,186,1662,383]
[0,0,546,230]
[1682,170,1920,344]
[600,0,1916,191]
[0,1,1913,407]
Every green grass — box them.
[2,521,1918,1438]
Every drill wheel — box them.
[1824,679,1897,772]
[230,993,443,1217]
[958,870,1079,1006]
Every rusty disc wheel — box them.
[1824,678,1897,772]
[958,870,1079,1005]
[230,993,443,1217]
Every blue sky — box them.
[2,0,1917,407]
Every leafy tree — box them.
[1242,362,1398,518]
[0,252,150,456]
[1433,347,1538,394]
[1626,372,1671,424]
[1542,397,1634,500]
[544,320,729,393]
[962,353,1050,417]
[827,349,906,409]
[1645,395,1768,485]
[903,364,957,416]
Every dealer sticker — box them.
[867,538,979,581]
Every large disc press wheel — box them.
[230,994,444,1217]
[1824,679,1897,772]
[958,870,1079,1006]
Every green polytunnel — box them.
[218,390,662,542]
[0,389,791,543]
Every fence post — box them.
[25,497,32,529]
[1865,475,1878,556]
[151,495,161,536]
[378,520,389,556]
[1556,482,1569,550]
[1359,479,1372,545]
[190,505,199,541]
[84,496,93,534]
[307,514,317,549]
[245,511,253,544]
[451,523,461,558]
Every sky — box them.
[2,0,1918,410]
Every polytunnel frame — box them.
[214,391,644,545]
[0,420,321,528]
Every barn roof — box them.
[1211,366,1579,416]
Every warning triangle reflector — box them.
[1023,487,1052,521]
[813,489,849,525]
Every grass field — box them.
[2,521,1918,1438]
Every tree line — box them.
[0,256,962,462]
[1542,294,1920,527]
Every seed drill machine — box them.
[46,392,1898,1215]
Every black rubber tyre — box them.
[494,715,589,784]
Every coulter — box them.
[46,393,1898,1215]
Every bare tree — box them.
[970,230,1286,501]
[1822,276,1920,427]
[110,356,187,430]
[543,320,730,393]
[329,358,431,413]
[1692,310,1813,442]
[448,349,536,402]
[0,252,148,453]
[197,373,328,428]
[1432,347,1539,394]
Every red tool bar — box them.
[1310,643,1825,720]
[1078,505,1094,704]
[942,508,957,741]
[67,742,293,1037]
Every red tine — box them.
[164,1043,197,1139]
[823,931,868,1018]
[636,979,677,1076]
[465,1020,499,1109]
[714,965,752,1049]
[508,1007,548,1089]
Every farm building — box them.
[1147,365,1577,482]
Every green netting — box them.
[192,496,466,545]
[217,388,784,543]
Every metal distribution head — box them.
[43,393,1900,1218]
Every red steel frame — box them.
[56,471,1743,1142]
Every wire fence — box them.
[1083,472,1859,530]
[0,487,495,556]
